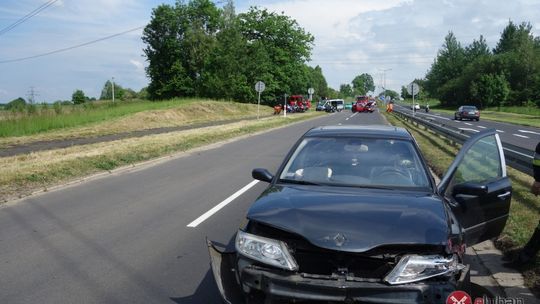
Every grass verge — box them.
[0,100,266,148]
[383,111,539,294]
[0,111,323,202]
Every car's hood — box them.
[247,185,449,253]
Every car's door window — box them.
[445,134,502,193]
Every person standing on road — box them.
[513,141,540,265]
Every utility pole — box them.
[111,77,115,103]
[379,68,392,95]
[284,93,288,118]
[27,86,38,104]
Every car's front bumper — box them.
[208,241,470,304]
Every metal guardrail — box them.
[392,108,534,177]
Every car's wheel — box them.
[459,117,463,121]
[454,115,458,120]
[476,118,480,121]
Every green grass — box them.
[384,111,539,292]
[0,98,221,137]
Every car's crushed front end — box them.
[208,223,469,304]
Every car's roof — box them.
[305,125,412,140]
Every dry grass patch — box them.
[0,101,263,147]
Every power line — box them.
[0,26,145,64]
[0,0,59,37]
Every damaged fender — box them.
[207,239,245,304]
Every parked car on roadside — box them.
[352,96,375,113]
[455,105,480,121]
[209,125,511,304]
[327,99,344,112]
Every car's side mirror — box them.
[452,182,488,196]
[252,168,273,183]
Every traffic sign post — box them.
[307,87,314,102]
[407,82,420,116]
[255,81,265,120]
[284,93,287,118]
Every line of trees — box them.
[142,0,329,103]
[338,73,375,99]
[423,21,540,108]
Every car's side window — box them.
[450,134,502,186]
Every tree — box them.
[470,74,510,109]
[72,90,86,104]
[339,84,353,98]
[351,73,374,95]
[425,32,466,105]
[100,80,125,100]
[5,97,26,111]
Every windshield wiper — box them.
[338,184,396,190]
[279,179,321,186]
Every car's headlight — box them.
[235,230,298,271]
[384,254,465,285]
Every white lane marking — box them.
[338,123,342,125]
[513,134,530,139]
[345,118,350,121]
[464,122,472,126]
[350,112,358,118]
[478,126,486,129]
[187,180,259,228]
[459,128,480,133]
[496,129,504,133]
[519,129,540,136]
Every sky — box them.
[1,0,540,103]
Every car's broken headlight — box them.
[236,230,298,271]
[384,254,465,285]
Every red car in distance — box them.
[352,95,375,113]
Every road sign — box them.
[307,87,314,94]
[406,82,419,96]
[255,81,265,93]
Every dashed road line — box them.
[519,130,540,136]
[187,180,259,228]
[496,130,504,133]
[464,122,472,126]
[513,134,529,139]
[478,126,486,129]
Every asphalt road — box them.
[394,103,540,151]
[0,111,387,304]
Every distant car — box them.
[345,102,353,110]
[411,103,420,110]
[208,126,512,303]
[352,96,374,113]
[315,100,328,111]
[455,105,480,121]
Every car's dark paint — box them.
[246,185,449,252]
[208,126,511,304]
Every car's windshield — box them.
[279,137,430,189]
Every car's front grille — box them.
[248,222,395,280]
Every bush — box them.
[53,101,62,114]
[26,103,37,115]
[5,97,26,112]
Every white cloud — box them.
[130,59,145,71]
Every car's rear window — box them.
[279,137,430,189]
[463,106,477,111]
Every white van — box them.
[328,99,344,112]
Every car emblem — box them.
[333,233,347,247]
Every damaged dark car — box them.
[208,125,511,303]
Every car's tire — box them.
[476,118,480,121]
[459,117,462,121]
[454,115,458,120]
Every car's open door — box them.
[438,129,512,246]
